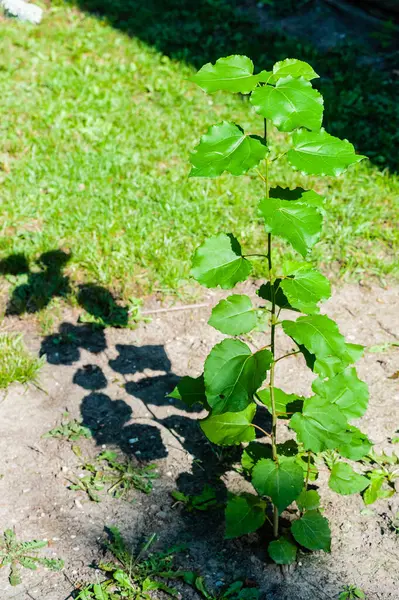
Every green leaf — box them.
[271,58,319,82]
[269,186,325,210]
[268,537,297,565]
[259,196,322,257]
[225,493,266,539]
[252,457,304,513]
[288,129,366,176]
[190,121,267,177]
[191,233,252,289]
[9,563,22,587]
[311,367,368,419]
[93,584,110,600]
[209,294,256,335]
[338,426,373,461]
[204,338,272,413]
[329,462,370,495]
[250,76,323,132]
[168,375,206,408]
[290,396,349,453]
[241,442,272,472]
[200,403,256,445]
[190,55,270,94]
[363,473,387,505]
[291,510,331,551]
[283,315,363,378]
[280,262,331,314]
[296,489,320,511]
[257,387,303,419]
[18,557,38,570]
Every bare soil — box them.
[0,282,398,600]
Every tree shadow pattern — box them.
[0,250,130,327]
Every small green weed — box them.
[362,450,399,505]
[68,451,158,502]
[367,341,399,353]
[323,446,399,506]
[338,585,365,600]
[0,529,64,587]
[171,485,219,512]
[74,527,259,599]
[0,334,44,389]
[44,413,92,441]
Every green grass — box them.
[0,1,398,308]
[0,333,44,388]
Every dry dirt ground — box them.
[0,283,398,600]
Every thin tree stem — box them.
[251,423,272,439]
[274,350,301,364]
[305,451,312,490]
[264,118,279,539]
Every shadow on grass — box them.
[70,0,399,171]
[0,250,131,327]
[0,250,71,315]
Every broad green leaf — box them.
[204,338,272,413]
[290,396,349,453]
[190,122,267,177]
[338,426,373,460]
[271,58,319,82]
[288,129,366,176]
[257,387,303,419]
[296,489,320,511]
[168,375,206,408]
[329,462,370,495]
[280,262,331,314]
[269,186,325,210]
[283,315,363,378]
[363,473,389,505]
[259,197,322,257]
[268,537,297,565]
[190,55,271,94]
[200,403,256,445]
[252,457,304,513]
[312,367,368,419]
[191,233,252,289]
[291,510,331,551]
[225,493,266,539]
[93,584,109,600]
[241,442,272,472]
[250,76,323,132]
[208,294,256,335]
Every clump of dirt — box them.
[0,282,398,599]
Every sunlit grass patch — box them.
[0,333,44,388]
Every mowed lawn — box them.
[0,1,398,306]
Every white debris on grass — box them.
[1,0,43,24]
